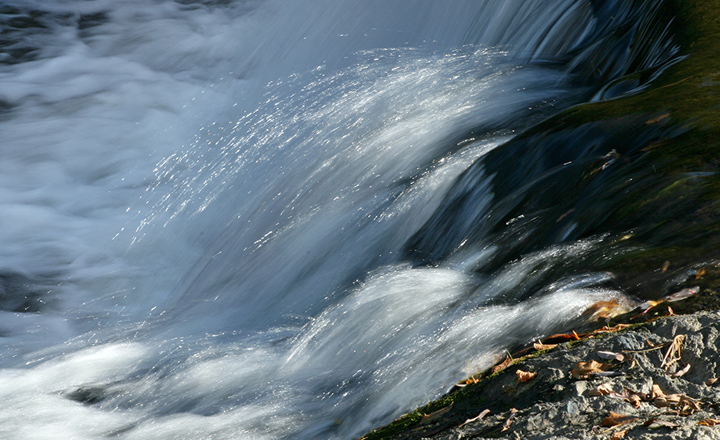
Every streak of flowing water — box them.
[0,1,676,439]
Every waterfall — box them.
[0,1,680,439]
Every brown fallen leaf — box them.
[706,378,718,387]
[533,341,558,351]
[546,331,582,341]
[587,382,614,397]
[516,369,537,383]
[605,390,630,401]
[611,429,627,439]
[605,386,644,408]
[602,412,638,427]
[597,351,625,362]
[650,383,666,400]
[695,268,706,279]
[458,377,479,386]
[680,395,702,413]
[661,261,670,272]
[667,306,675,316]
[582,299,630,320]
[545,333,579,341]
[459,409,490,427]
[501,408,517,432]
[671,363,691,378]
[571,360,610,379]
[698,418,720,427]
[644,418,680,429]
[491,355,513,374]
[653,394,701,414]
[569,323,630,340]
[624,390,643,408]
[419,404,452,425]
[653,394,681,407]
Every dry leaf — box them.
[597,351,625,362]
[611,430,627,440]
[501,408,517,432]
[626,393,643,408]
[602,412,637,427]
[680,395,702,412]
[605,390,630,401]
[695,268,706,279]
[571,360,610,379]
[653,393,701,413]
[419,404,452,425]
[546,333,577,341]
[645,419,680,429]
[545,329,591,342]
[587,383,614,396]
[666,286,699,302]
[533,342,558,351]
[516,369,537,383]
[661,335,685,370]
[611,387,645,408]
[582,299,630,320]
[661,261,670,272]
[646,113,670,124]
[460,409,490,427]
[603,323,632,332]
[706,378,718,386]
[667,306,675,316]
[650,383,666,400]
[698,418,720,427]
[671,363,691,378]
[458,377,479,386]
[491,355,513,374]
[653,394,681,407]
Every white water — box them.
[0,1,635,438]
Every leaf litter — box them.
[428,309,718,440]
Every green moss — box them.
[554,0,720,285]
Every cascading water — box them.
[0,1,680,439]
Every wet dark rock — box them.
[66,386,111,405]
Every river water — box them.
[0,1,678,439]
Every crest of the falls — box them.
[0,1,680,439]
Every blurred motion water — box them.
[0,1,678,438]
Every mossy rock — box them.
[364,0,720,439]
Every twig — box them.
[661,335,685,370]
[621,344,668,354]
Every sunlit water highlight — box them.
[0,1,655,438]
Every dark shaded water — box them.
[0,1,683,438]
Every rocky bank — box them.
[362,308,720,440]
